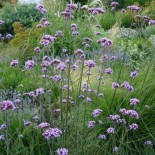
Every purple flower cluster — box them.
[149,20,155,25]
[0,124,6,130]
[24,120,31,126]
[88,121,95,128]
[38,122,50,129]
[110,2,119,11]
[121,81,134,92]
[129,123,138,130]
[113,146,118,152]
[110,2,119,7]
[57,148,68,155]
[107,127,115,135]
[57,62,67,71]
[10,60,18,67]
[145,140,153,146]
[127,5,141,12]
[130,98,140,106]
[42,128,62,140]
[50,75,61,81]
[1,100,16,111]
[25,60,36,70]
[97,37,112,48]
[92,109,103,117]
[40,35,56,46]
[71,23,79,36]
[36,4,47,14]
[34,47,41,53]
[0,135,5,140]
[98,134,106,139]
[36,88,44,96]
[84,60,95,68]
[0,20,4,25]
[105,68,113,75]
[60,3,77,20]
[108,114,120,121]
[88,8,105,15]
[130,71,138,78]
[119,108,139,119]
[112,82,119,89]
[6,34,13,40]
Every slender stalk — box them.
[5,110,9,155]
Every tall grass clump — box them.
[0,1,155,155]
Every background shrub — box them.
[0,4,43,35]
[99,11,116,30]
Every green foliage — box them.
[116,11,133,28]
[99,11,116,30]
[0,4,43,35]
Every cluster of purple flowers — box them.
[25,60,36,70]
[92,109,103,117]
[130,70,138,78]
[71,23,79,36]
[105,68,113,75]
[97,37,113,48]
[107,127,115,135]
[88,121,95,128]
[56,148,68,155]
[57,62,67,71]
[84,60,95,68]
[112,82,120,89]
[34,47,41,53]
[38,122,50,129]
[107,114,126,124]
[127,5,141,12]
[0,124,6,130]
[60,3,78,20]
[129,123,138,130]
[88,8,105,15]
[42,128,62,140]
[50,75,61,81]
[0,20,4,25]
[37,18,51,28]
[121,81,134,92]
[98,134,106,139]
[24,120,31,126]
[1,100,16,111]
[0,135,5,140]
[36,88,44,96]
[130,98,140,106]
[149,20,155,25]
[36,4,47,14]
[119,108,139,119]
[40,35,56,47]
[10,60,19,67]
[145,140,153,146]
[110,2,119,11]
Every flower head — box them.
[57,148,68,155]
[10,60,18,67]
[88,121,95,128]
[92,109,103,117]
[84,60,95,68]
[107,127,115,135]
[1,100,16,111]
[42,128,62,140]
[25,60,36,70]
[130,98,140,106]
[129,123,138,130]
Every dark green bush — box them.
[116,11,133,28]
[0,4,43,35]
[99,11,116,30]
